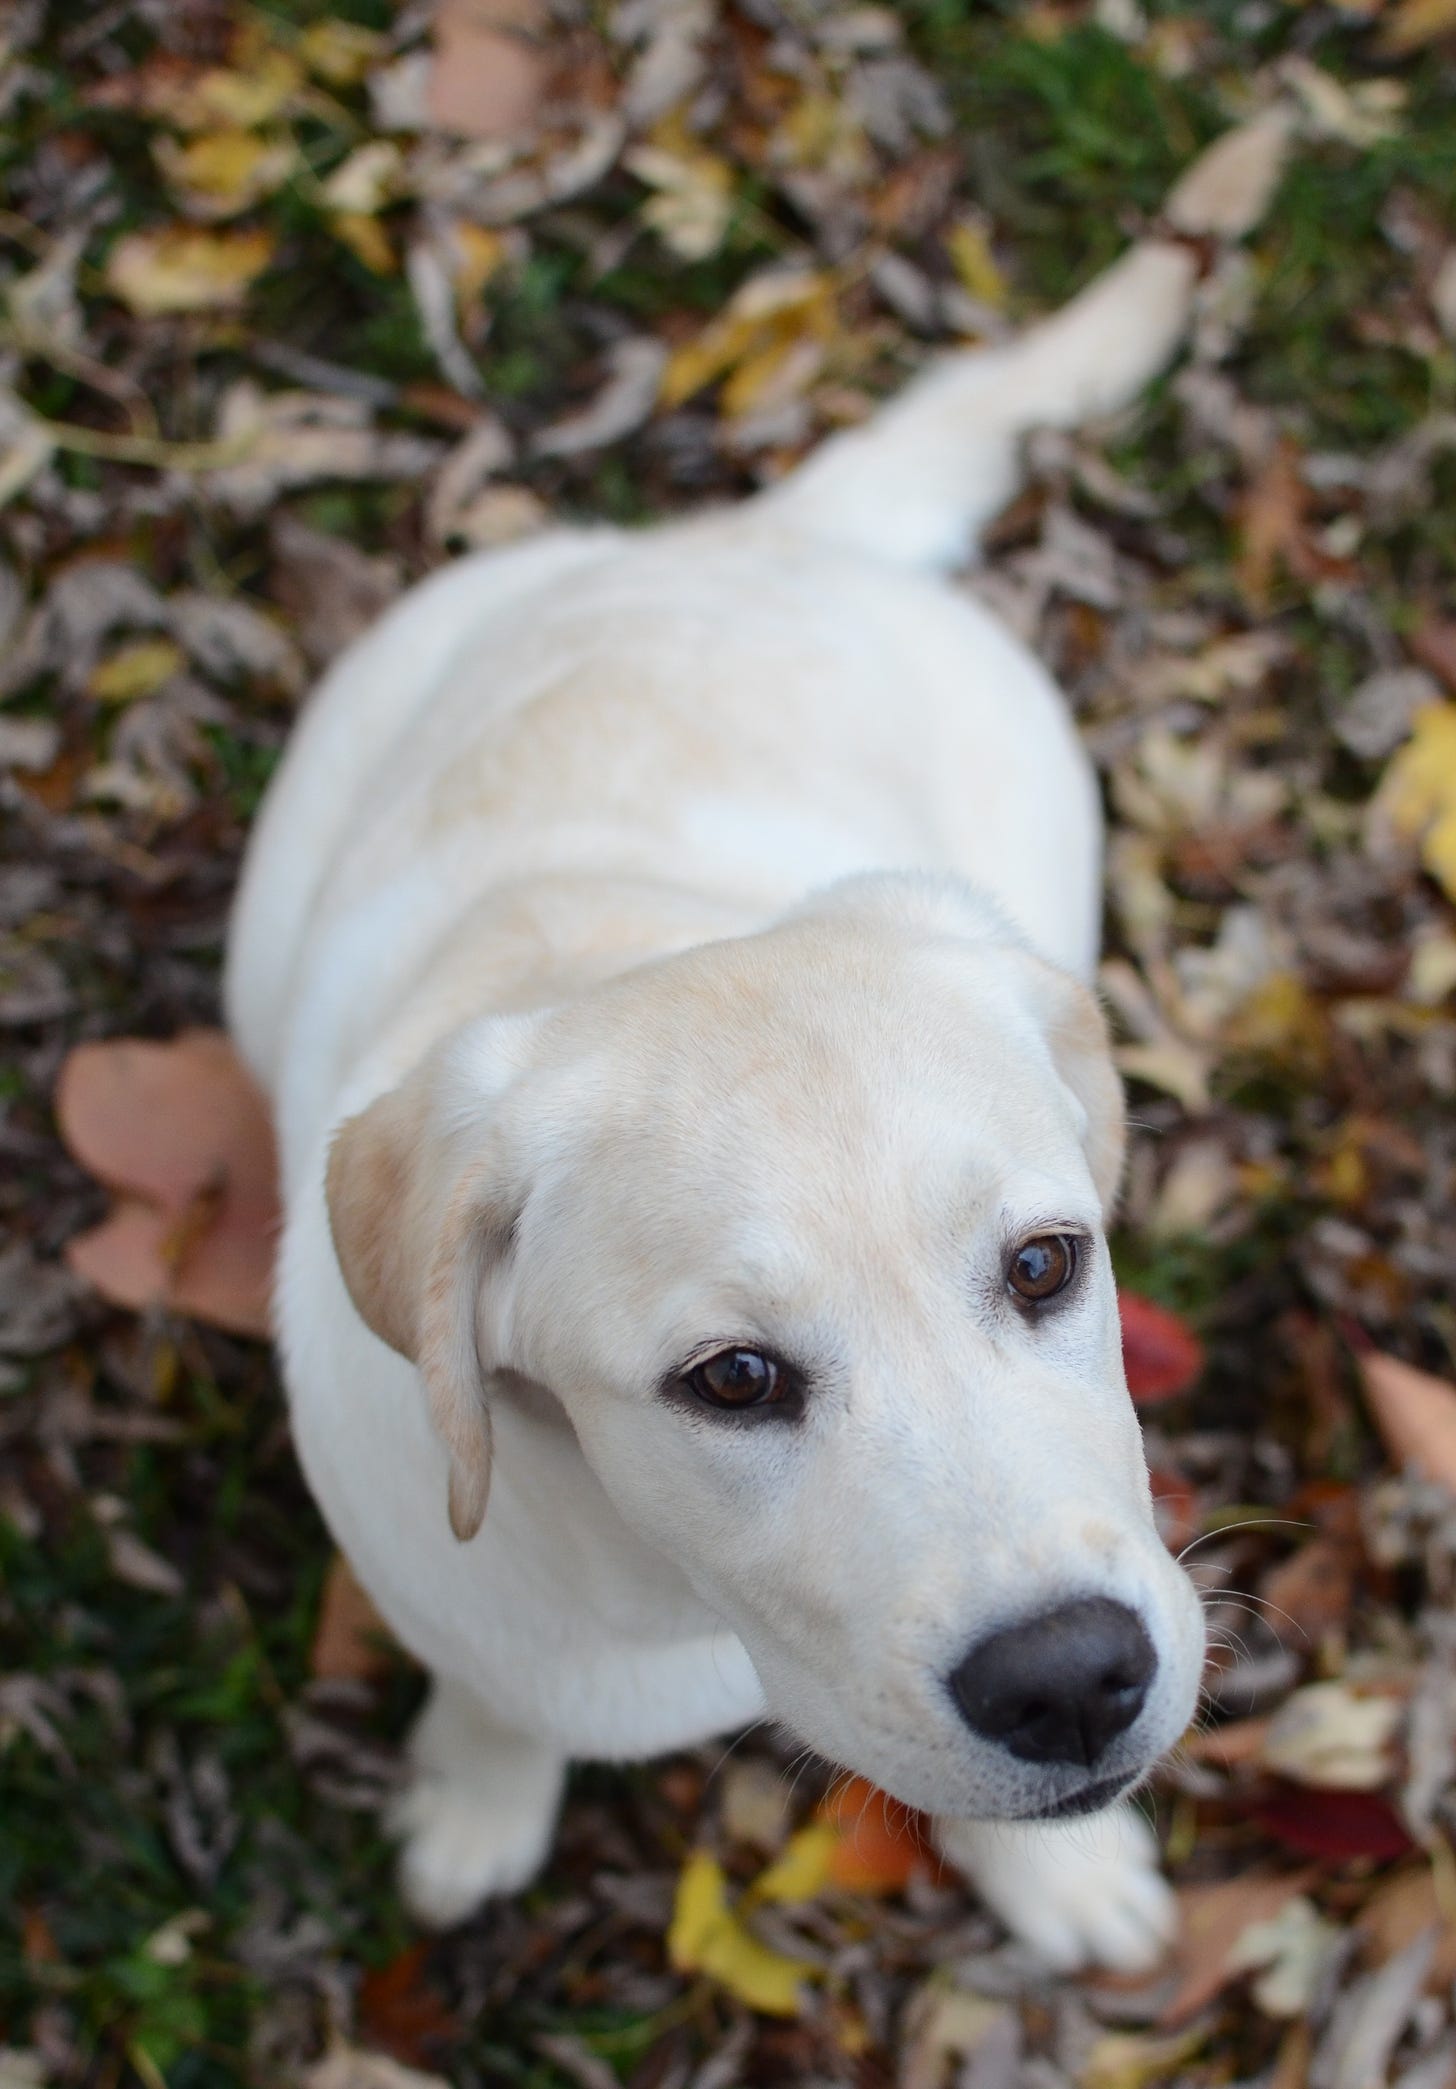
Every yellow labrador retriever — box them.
[227,120,1284,1971]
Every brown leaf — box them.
[1357,1867,1456,1989]
[312,1553,395,1683]
[1359,1350,1456,1494]
[1237,440,1310,609]
[1259,1536,1357,1649]
[426,0,546,141]
[358,1945,460,2065]
[57,1031,279,1339]
[1412,615,1456,696]
[1159,1871,1317,2027]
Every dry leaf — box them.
[57,1031,279,1339]
[312,1553,394,1683]
[1160,1871,1317,2028]
[86,638,185,705]
[1227,1895,1343,2017]
[1260,1681,1402,1790]
[1376,703,1456,902]
[661,268,837,413]
[305,2048,450,2089]
[667,1849,814,2016]
[105,226,275,315]
[154,130,296,220]
[1360,1349,1456,1492]
[298,19,384,87]
[626,139,735,263]
[1378,0,1456,54]
[426,0,547,141]
[817,1774,934,1894]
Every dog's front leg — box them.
[390,1677,566,1926]
[933,1800,1175,1974]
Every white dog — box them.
[226,122,1283,1973]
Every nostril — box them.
[949,1597,1156,1769]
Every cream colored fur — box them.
[226,123,1285,1973]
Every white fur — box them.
[224,141,1283,1965]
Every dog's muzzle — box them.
[948,1596,1156,1768]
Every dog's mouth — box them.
[1020,1771,1135,1821]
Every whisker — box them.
[1175,1516,1313,1567]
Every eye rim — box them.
[667,1344,805,1422]
[1006,1230,1083,1307]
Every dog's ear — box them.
[1023,960,1127,1215]
[325,1023,533,1541]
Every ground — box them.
[3,2,1456,2086]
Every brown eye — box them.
[1008,1233,1078,1304]
[688,1348,784,1409]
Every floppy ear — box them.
[325,1031,527,1542]
[1024,960,1127,1215]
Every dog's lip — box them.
[1017,1771,1135,1820]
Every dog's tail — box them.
[751,113,1288,572]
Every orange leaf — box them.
[57,1031,279,1339]
[817,1776,938,1895]
[1359,1350,1456,1493]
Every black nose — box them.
[949,1597,1156,1768]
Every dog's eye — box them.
[687,1348,785,1410]
[1007,1233,1078,1303]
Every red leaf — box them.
[1251,1782,1412,1863]
[357,1943,460,2064]
[1119,1291,1205,1405]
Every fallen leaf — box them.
[154,130,296,221]
[57,1031,278,1339]
[1159,1871,1317,2027]
[1378,0,1456,54]
[945,218,1007,308]
[667,1849,814,2016]
[1358,1866,1456,1987]
[1260,1681,1402,1790]
[298,19,385,87]
[105,226,275,316]
[1258,1536,1356,1649]
[1227,1894,1343,2017]
[1359,1349,1456,1493]
[1083,2028,1206,2089]
[305,2047,450,2089]
[1251,1782,1413,1864]
[358,1944,460,2068]
[1376,704,1456,903]
[1118,1291,1204,1405]
[746,1822,839,1906]
[312,1554,394,1682]
[426,0,546,141]
[626,138,736,263]
[661,268,837,413]
[817,1775,935,1894]
[1237,439,1311,609]
[900,1986,1014,2089]
[86,637,185,705]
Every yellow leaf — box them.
[154,130,295,220]
[191,45,303,130]
[946,218,1008,309]
[661,269,836,411]
[668,1851,814,2017]
[330,213,396,275]
[745,1822,838,1907]
[87,639,186,705]
[106,226,275,315]
[451,223,508,313]
[625,142,735,264]
[1379,0,1456,53]
[298,19,384,86]
[320,141,402,217]
[1379,702,1456,902]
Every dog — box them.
[225,118,1284,1974]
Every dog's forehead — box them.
[525,928,1087,1225]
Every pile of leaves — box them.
[3,0,1456,2084]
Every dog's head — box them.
[326,874,1204,1819]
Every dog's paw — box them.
[935,1801,1176,1975]
[391,1684,564,1928]
[392,1769,557,1926]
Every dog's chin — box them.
[1014,1771,1138,1821]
